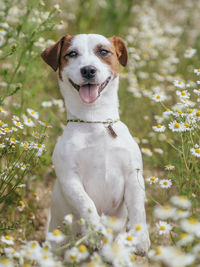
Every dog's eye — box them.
[99,49,110,56]
[65,51,78,58]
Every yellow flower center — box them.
[31,111,35,114]
[181,91,186,96]
[188,218,197,225]
[106,228,113,234]
[126,235,133,241]
[135,224,142,231]
[37,144,42,148]
[163,181,168,185]
[29,212,34,217]
[0,122,3,126]
[195,148,200,153]
[5,235,10,240]
[1,258,9,264]
[156,95,161,99]
[157,124,162,128]
[53,229,61,236]
[163,205,170,210]
[33,192,38,197]
[130,255,136,262]
[184,123,189,128]
[31,242,37,248]
[23,144,28,148]
[10,138,15,142]
[0,108,4,111]
[174,122,180,128]
[166,109,170,112]
[198,69,200,72]
[150,176,156,181]
[70,255,76,260]
[156,247,162,255]
[27,119,31,123]
[16,122,21,126]
[4,128,9,131]
[178,81,182,84]
[180,195,187,200]
[103,237,108,243]
[78,245,87,253]
[180,233,188,239]
[160,226,166,230]
[34,133,39,137]
[177,110,182,114]
[19,200,24,206]
[196,110,200,117]
[188,109,193,113]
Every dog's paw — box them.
[135,231,151,256]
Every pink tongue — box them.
[79,84,99,104]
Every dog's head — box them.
[41,34,127,104]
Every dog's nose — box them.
[80,65,97,79]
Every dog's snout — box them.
[80,65,97,79]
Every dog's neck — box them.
[59,76,120,122]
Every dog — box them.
[41,33,150,254]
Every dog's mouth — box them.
[68,76,111,104]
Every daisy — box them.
[184,48,196,58]
[194,68,200,76]
[190,144,200,158]
[173,109,186,118]
[47,229,65,243]
[175,210,190,221]
[20,142,31,150]
[41,101,52,107]
[33,192,39,201]
[141,148,153,156]
[154,148,164,154]
[168,120,184,132]
[152,93,166,102]
[163,109,173,117]
[52,99,64,108]
[17,200,25,212]
[101,215,123,232]
[156,221,172,235]
[154,205,177,220]
[193,88,200,95]
[181,218,200,237]
[27,108,39,119]
[0,107,8,115]
[176,90,190,99]
[32,132,40,138]
[173,80,185,88]
[177,233,194,246]
[1,235,15,245]
[146,176,159,184]
[12,120,23,129]
[29,212,35,220]
[165,164,175,170]
[22,115,35,127]
[152,124,166,132]
[170,196,191,209]
[195,109,200,120]
[38,120,52,128]
[159,179,172,188]
[116,232,137,247]
[64,214,73,224]
[0,258,14,267]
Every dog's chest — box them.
[59,122,132,214]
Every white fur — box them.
[48,34,150,253]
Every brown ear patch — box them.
[109,36,128,67]
[41,34,73,78]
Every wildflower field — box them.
[0,0,200,266]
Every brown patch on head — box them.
[41,34,73,80]
[94,43,119,78]
[109,36,128,67]
[94,36,128,78]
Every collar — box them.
[66,118,119,125]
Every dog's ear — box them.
[109,36,128,67]
[41,35,72,71]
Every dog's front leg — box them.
[59,176,102,232]
[125,168,150,255]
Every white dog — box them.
[41,33,150,254]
